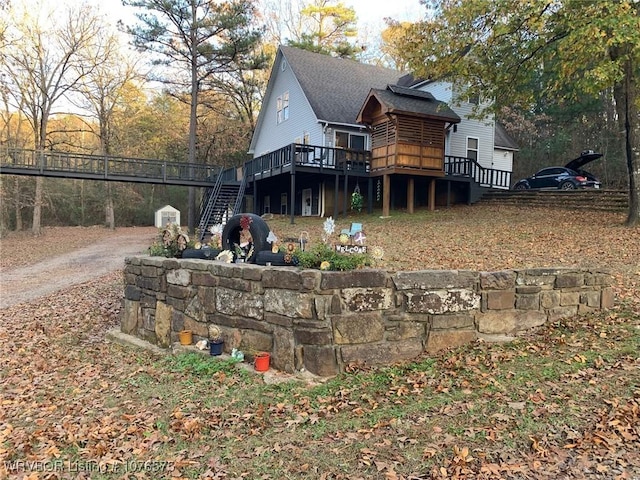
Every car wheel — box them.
[559,181,576,190]
[513,183,528,190]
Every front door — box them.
[302,188,312,216]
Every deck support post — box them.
[289,175,296,225]
[428,178,436,211]
[382,174,390,217]
[407,177,415,214]
[254,179,259,215]
[343,169,349,217]
[334,174,339,219]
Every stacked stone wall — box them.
[121,257,614,376]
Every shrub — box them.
[148,223,193,258]
[296,243,371,271]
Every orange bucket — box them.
[254,352,270,372]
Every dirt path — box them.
[0,228,156,309]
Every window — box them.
[350,134,365,150]
[467,137,479,161]
[468,94,480,105]
[335,131,349,148]
[263,195,270,214]
[276,91,289,124]
[283,92,289,121]
[161,212,176,226]
[538,168,564,176]
[335,131,366,150]
[280,193,287,215]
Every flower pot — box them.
[209,340,224,356]
[178,330,193,345]
[254,352,270,372]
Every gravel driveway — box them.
[0,229,155,309]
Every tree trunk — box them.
[187,2,198,235]
[14,176,22,232]
[612,51,639,226]
[80,179,86,226]
[31,176,43,236]
[105,182,115,230]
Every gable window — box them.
[276,91,289,124]
[468,94,480,105]
[467,137,479,161]
[335,131,366,150]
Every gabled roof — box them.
[249,46,518,154]
[280,46,404,125]
[494,123,519,151]
[358,85,461,124]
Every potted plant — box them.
[209,325,224,356]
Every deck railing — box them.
[245,143,370,177]
[0,147,219,187]
[444,155,512,189]
[1,146,512,190]
[246,145,510,188]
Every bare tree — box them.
[0,1,110,235]
[73,31,142,229]
[261,0,359,58]
[124,0,264,233]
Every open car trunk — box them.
[565,150,602,181]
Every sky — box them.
[99,0,426,35]
[347,0,424,27]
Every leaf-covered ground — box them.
[0,205,638,479]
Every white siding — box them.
[492,149,513,172]
[449,114,495,168]
[418,80,453,103]
[252,59,323,157]
[415,81,496,168]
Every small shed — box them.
[155,205,180,228]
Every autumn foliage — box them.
[0,205,638,479]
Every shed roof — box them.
[156,204,179,212]
[494,123,519,151]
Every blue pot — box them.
[209,340,224,356]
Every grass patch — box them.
[2,207,639,479]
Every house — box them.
[239,46,516,225]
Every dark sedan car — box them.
[512,150,602,190]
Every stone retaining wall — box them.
[121,256,614,376]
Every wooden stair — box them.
[197,169,246,240]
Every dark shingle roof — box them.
[387,84,435,100]
[360,87,461,123]
[494,123,519,150]
[281,46,404,125]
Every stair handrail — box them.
[197,168,225,239]
[232,173,247,216]
[444,155,512,189]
